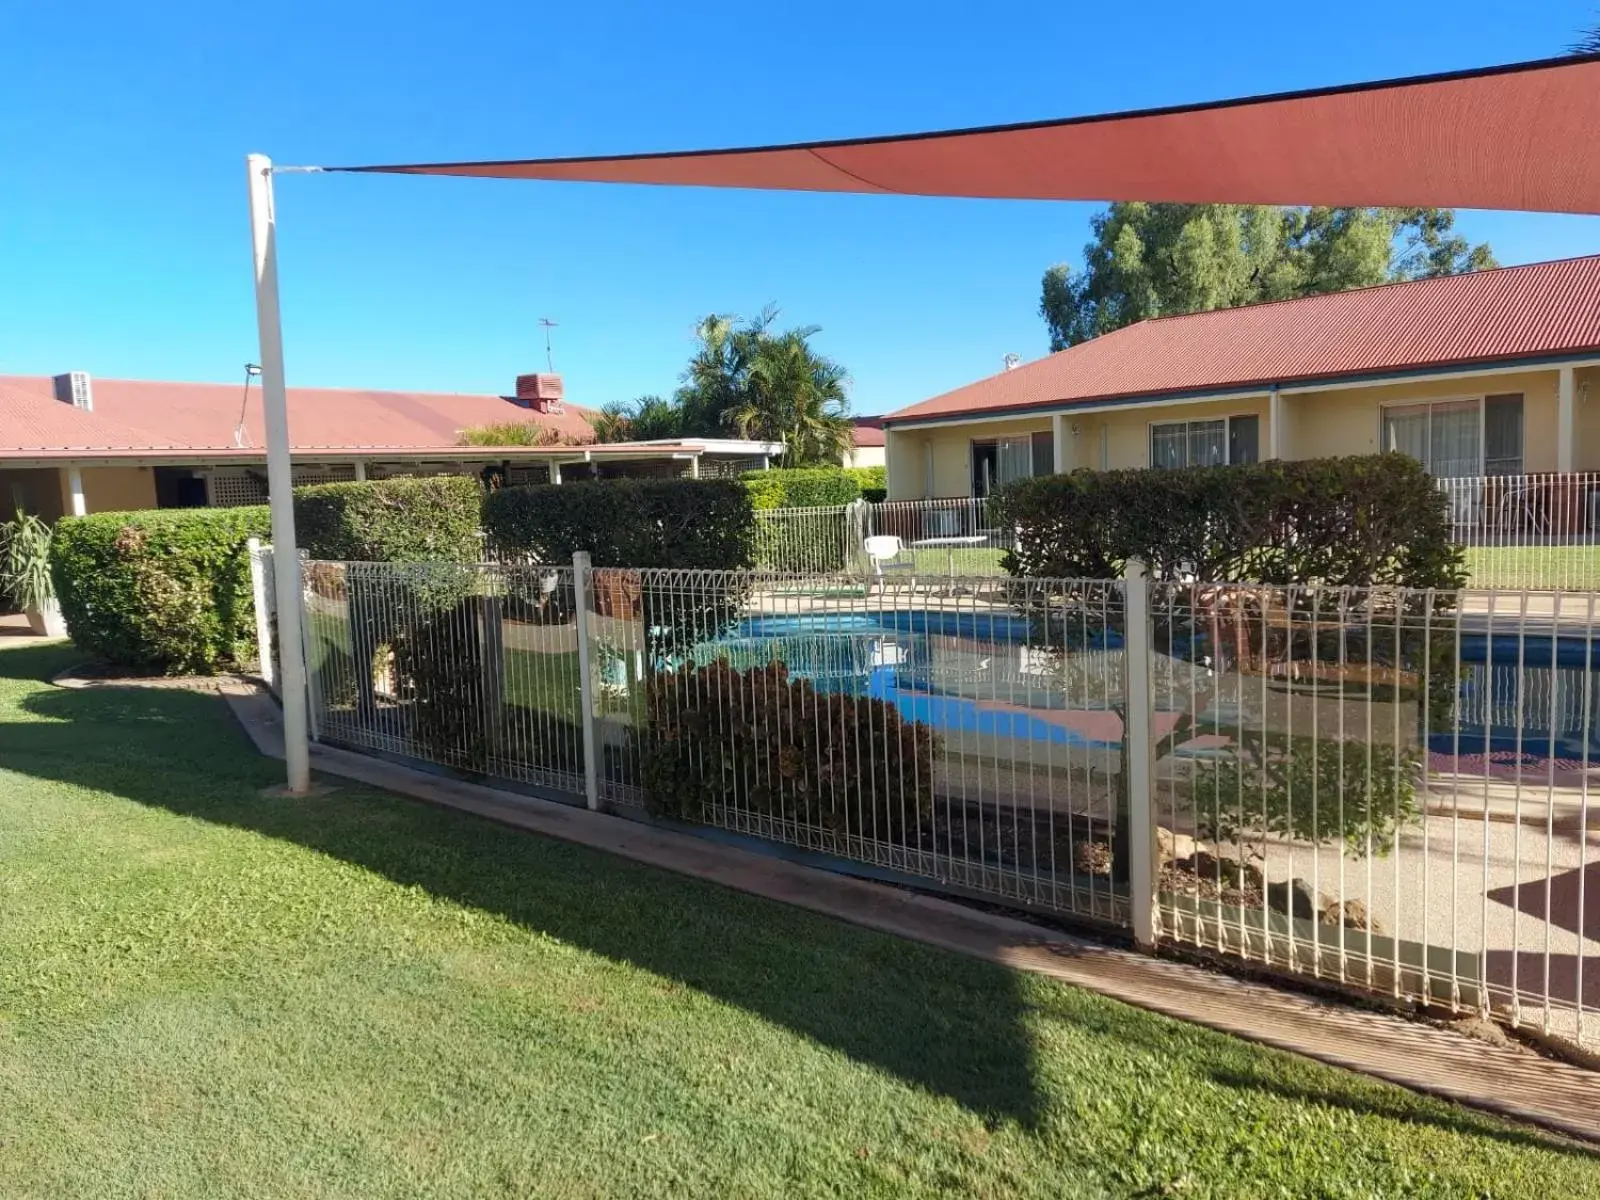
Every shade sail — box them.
[335,56,1600,214]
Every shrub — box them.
[844,465,886,493]
[484,477,754,569]
[456,422,587,448]
[742,467,861,511]
[295,476,485,562]
[991,454,1465,591]
[485,478,756,658]
[1188,733,1421,856]
[994,456,1458,858]
[50,507,270,674]
[641,660,939,844]
[1,511,55,611]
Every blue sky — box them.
[3,2,1598,417]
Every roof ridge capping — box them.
[1134,251,1600,328]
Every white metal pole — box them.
[247,153,311,793]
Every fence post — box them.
[295,550,320,743]
[572,551,601,811]
[247,537,276,691]
[1122,557,1158,949]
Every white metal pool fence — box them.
[284,555,1600,1052]
[755,497,1012,577]
[1437,472,1600,591]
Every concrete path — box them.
[225,688,1600,1146]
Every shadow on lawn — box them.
[0,645,1047,1128]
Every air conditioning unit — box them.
[515,373,565,414]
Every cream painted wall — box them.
[885,364,1594,497]
[1093,397,1271,470]
[1284,368,1561,469]
[844,445,886,470]
[909,416,1056,498]
[63,466,158,514]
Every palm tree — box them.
[675,308,775,437]
[733,328,854,466]
[1578,24,1600,54]
[589,401,635,443]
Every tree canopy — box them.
[595,308,853,466]
[1039,204,1497,350]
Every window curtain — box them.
[997,436,1034,486]
[1187,420,1227,466]
[1150,424,1187,468]
[1428,400,1481,478]
[1384,400,1482,477]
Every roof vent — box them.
[1002,353,1022,372]
[53,371,93,411]
[515,372,565,415]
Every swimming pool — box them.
[706,611,1600,759]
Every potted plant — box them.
[0,511,66,638]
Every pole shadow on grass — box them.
[0,649,1046,1129]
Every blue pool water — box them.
[706,612,1600,758]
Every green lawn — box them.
[2,642,1597,1198]
[1463,544,1600,590]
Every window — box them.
[971,430,1054,497]
[1484,394,1525,476]
[1149,415,1259,468]
[1381,395,1523,477]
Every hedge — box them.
[742,467,861,511]
[485,478,756,657]
[295,475,484,562]
[484,477,754,570]
[994,455,1460,860]
[641,659,939,842]
[50,507,271,674]
[991,454,1465,591]
[844,465,887,501]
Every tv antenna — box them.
[538,317,558,373]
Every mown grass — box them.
[1,640,1597,1198]
[1463,545,1600,591]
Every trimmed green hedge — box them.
[485,478,755,657]
[50,507,271,674]
[484,478,754,569]
[742,467,861,511]
[992,455,1465,590]
[845,466,887,503]
[295,476,484,562]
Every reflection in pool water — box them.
[699,613,1600,761]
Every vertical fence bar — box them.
[1123,558,1158,949]
[572,551,601,810]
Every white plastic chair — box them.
[864,535,914,590]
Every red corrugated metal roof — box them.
[0,379,197,453]
[888,255,1600,423]
[339,56,1600,215]
[851,417,887,448]
[0,375,597,457]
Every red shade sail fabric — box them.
[336,56,1600,214]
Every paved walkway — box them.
[224,689,1600,1146]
